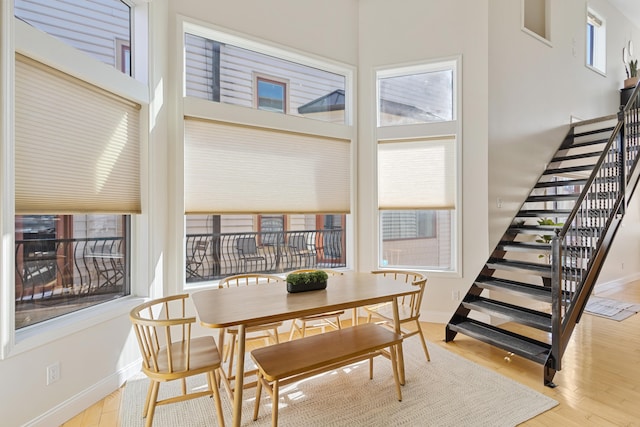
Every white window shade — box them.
[15,55,141,214]
[184,118,350,214]
[378,137,456,210]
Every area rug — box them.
[585,296,640,321]
[121,338,558,427]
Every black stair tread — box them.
[474,276,552,303]
[462,297,552,331]
[515,209,572,217]
[573,126,615,138]
[534,179,588,188]
[486,259,551,277]
[507,224,562,235]
[447,319,551,364]
[496,241,551,252]
[543,164,595,175]
[516,208,609,218]
[495,241,594,255]
[551,151,602,162]
[526,194,580,202]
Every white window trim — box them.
[1,8,150,359]
[586,7,607,76]
[374,56,463,278]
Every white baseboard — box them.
[592,272,640,296]
[23,360,141,427]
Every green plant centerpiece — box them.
[286,270,329,293]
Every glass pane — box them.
[185,214,347,282]
[378,69,453,126]
[380,210,453,270]
[257,79,285,113]
[15,0,132,76]
[185,33,347,124]
[15,214,130,329]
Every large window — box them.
[586,8,606,74]
[182,22,353,283]
[376,60,459,272]
[12,0,142,329]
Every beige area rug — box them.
[585,296,640,321]
[121,338,558,427]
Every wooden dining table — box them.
[192,271,419,427]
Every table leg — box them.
[232,324,246,427]
[392,296,406,385]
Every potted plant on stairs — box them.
[536,217,563,287]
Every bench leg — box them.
[389,344,402,401]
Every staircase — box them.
[445,88,640,387]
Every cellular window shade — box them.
[184,118,350,214]
[15,55,141,214]
[378,137,456,210]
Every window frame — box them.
[254,74,289,113]
[586,8,606,76]
[375,57,462,276]
[178,18,356,288]
[1,2,149,359]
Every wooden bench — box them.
[250,323,403,426]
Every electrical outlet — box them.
[452,290,461,301]
[496,197,503,208]
[46,362,60,385]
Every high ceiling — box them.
[608,0,640,30]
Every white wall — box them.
[357,0,490,322]
[487,0,640,285]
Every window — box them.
[11,1,144,329]
[14,0,133,76]
[15,215,130,329]
[184,30,348,124]
[185,214,346,281]
[586,9,606,74]
[522,0,551,44]
[378,69,453,126]
[256,76,287,113]
[376,60,459,272]
[181,21,353,283]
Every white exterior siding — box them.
[14,0,130,69]
[185,33,346,119]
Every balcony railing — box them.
[186,229,346,282]
[15,236,127,304]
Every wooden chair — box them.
[364,270,430,362]
[129,294,225,427]
[288,269,346,340]
[218,273,284,395]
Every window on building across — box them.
[256,77,287,113]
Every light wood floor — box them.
[61,281,640,426]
